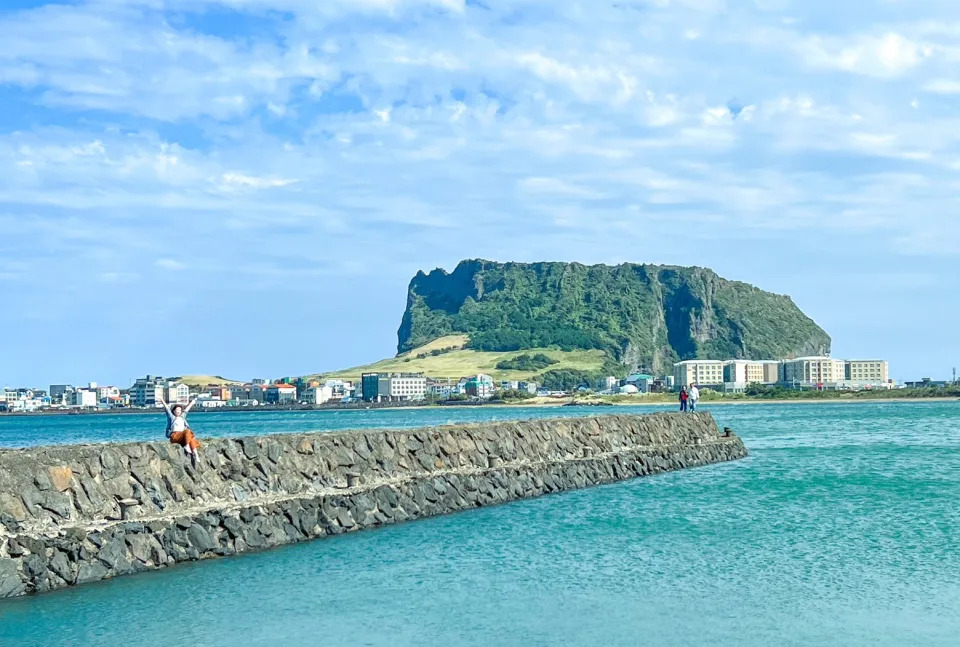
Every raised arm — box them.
[184,397,198,414]
[159,394,172,416]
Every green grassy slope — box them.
[318,335,608,382]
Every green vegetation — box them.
[415,346,459,360]
[539,369,604,392]
[490,389,537,402]
[317,335,608,382]
[495,353,558,371]
[398,260,830,371]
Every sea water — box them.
[1,402,958,646]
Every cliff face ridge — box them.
[398,260,830,371]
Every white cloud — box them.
[218,173,299,190]
[923,79,960,94]
[155,258,187,271]
[801,32,932,77]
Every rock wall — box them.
[0,413,746,598]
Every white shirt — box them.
[690,386,700,401]
[170,415,187,433]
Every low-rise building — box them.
[464,374,495,399]
[626,373,655,393]
[377,373,427,402]
[301,385,334,405]
[519,381,538,395]
[73,389,97,408]
[265,383,297,404]
[49,385,74,405]
[427,378,455,398]
[166,383,190,405]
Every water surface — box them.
[1,402,958,646]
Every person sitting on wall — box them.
[679,386,688,412]
[159,395,200,467]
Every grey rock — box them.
[267,443,282,464]
[186,524,216,552]
[0,559,26,598]
[240,439,260,460]
[76,561,109,585]
[97,538,129,570]
[48,549,74,583]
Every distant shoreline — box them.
[1,395,956,418]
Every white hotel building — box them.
[675,357,891,391]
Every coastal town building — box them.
[361,373,380,402]
[674,361,725,388]
[846,360,890,384]
[49,384,74,405]
[378,373,427,402]
[265,383,297,404]
[359,373,426,402]
[131,376,166,407]
[301,385,334,405]
[166,383,190,405]
[782,357,848,387]
[671,357,891,392]
[73,389,97,408]
[720,360,781,391]
[464,374,495,399]
[427,378,455,398]
[626,373,655,393]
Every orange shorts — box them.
[169,429,200,451]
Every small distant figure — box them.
[679,386,688,412]
[689,383,700,412]
[160,395,200,467]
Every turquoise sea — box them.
[1,402,959,646]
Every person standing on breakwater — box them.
[159,395,200,467]
[679,387,688,412]
[689,383,700,412]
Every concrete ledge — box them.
[0,413,747,598]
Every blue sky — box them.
[1,0,958,387]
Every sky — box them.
[1,0,958,387]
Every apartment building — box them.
[166,383,190,405]
[265,383,297,404]
[723,360,782,386]
[378,373,427,402]
[131,376,166,407]
[464,374,495,399]
[846,360,890,384]
[674,361,725,388]
[782,357,848,386]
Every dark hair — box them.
[171,404,184,413]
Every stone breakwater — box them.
[0,413,746,598]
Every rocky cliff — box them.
[398,260,830,371]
